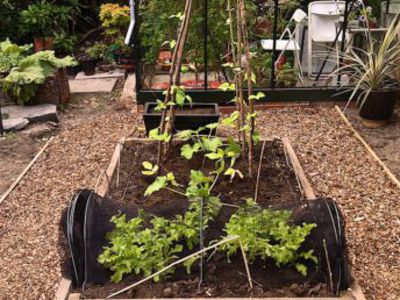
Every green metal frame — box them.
[136,86,354,104]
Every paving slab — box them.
[69,78,118,94]
[75,69,125,80]
[3,118,29,131]
[2,104,58,123]
[121,73,136,100]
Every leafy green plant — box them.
[276,62,298,88]
[19,1,74,38]
[221,199,317,276]
[0,39,32,73]
[99,170,222,283]
[1,49,76,104]
[85,43,108,60]
[54,32,77,56]
[99,3,131,38]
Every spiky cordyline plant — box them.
[339,13,400,110]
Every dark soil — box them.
[77,139,331,298]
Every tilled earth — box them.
[0,104,399,299]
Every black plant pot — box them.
[358,90,398,128]
[80,59,98,76]
[66,64,82,77]
[143,103,220,135]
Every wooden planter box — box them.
[33,68,71,105]
[143,103,220,134]
[57,137,366,300]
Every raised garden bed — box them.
[59,136,365,300]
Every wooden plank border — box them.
[96,137,126,197]
[0,136,54,206]
[282,137,316,200]
[335,105,400,190]
[55,278,72,300]
[63,137,365,300]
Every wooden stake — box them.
[323,239,334,294]
[239,240,253,289]
[157,0,194,164]
[254,140,266,203]
[226,0,242,142]
[239,0,255,177]
[235,0,247,151]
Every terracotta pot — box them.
[368,21,377,29]
[98,64,116,72]
[276,56,287,69]
[157,50,172,71]
[34,37,45,52]
[118,57,135,72]
[119,64,135,72]
[44,37,54,50]
[358,90,398,128]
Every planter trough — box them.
[143,103,220,134]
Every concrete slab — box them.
[3,118,29,131]
[2,104,58,123]
[75,69,125,80]
[121,73,136,100]
[69,78,118,94]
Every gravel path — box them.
[0,93,136,299]
[253,107,400,300]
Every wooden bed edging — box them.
[335,105,400,190]
[61,136,366,300]
[0,136,54,206]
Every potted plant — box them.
[276,62,298,88]
[99,3,131,39]
[113,38,135,72]
[19,1,73,52]
[97,43,118,72]
[338,15,400,128]
[54,32,80,76]
[78,43,104,76]
[358,6,378,28]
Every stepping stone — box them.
[75,69,125,80]
[2,104,58,123]
[121,74,136,99]
[69,78,118,93]
[3,118,29,131]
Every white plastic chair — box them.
[261,8,307,82]
[381,1,400,26]
[308,1,345,78]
